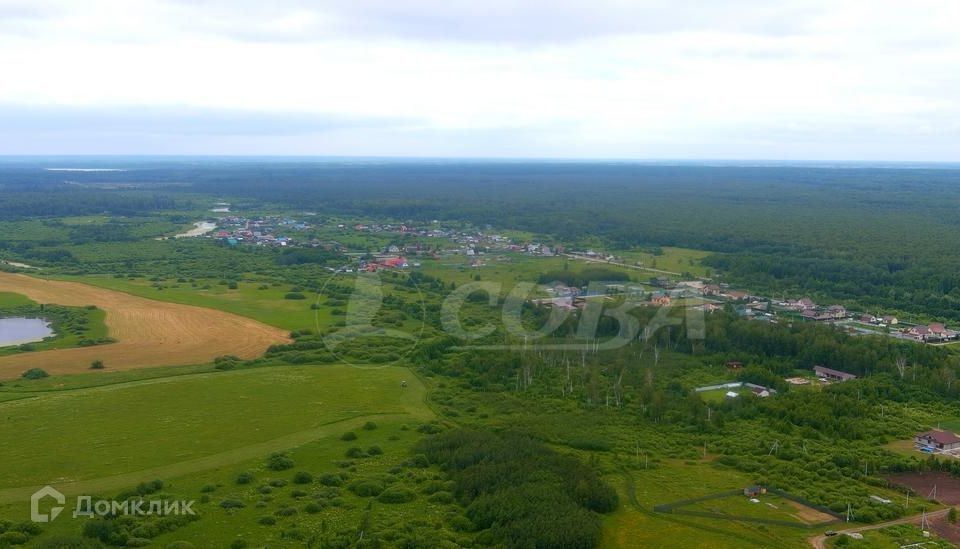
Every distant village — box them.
[195,213,958,347]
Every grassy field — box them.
[683,492,834,525]
[0,364,430,493]
[68,274,325,331]
[602,461,817,549]
[616,247,714,277]
[0,364,452,547]
[0,291,33,307]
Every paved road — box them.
[808,509,950,548]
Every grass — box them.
[616,247,715,277]
[0,291,33,308]
[61,275,324,331]
[601,461,816,549]
[0,364,430,490]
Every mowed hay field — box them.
[0,272,290,378]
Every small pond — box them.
[0,317,54,346]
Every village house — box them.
[743,486,766,497]
[813,365,857,382]
[826,305,848,319]
[650,292,672,306]
[860,314,878,324]
[907,323,959,342]
[915,430,960,452]
[702,284,721,296]
[786,297,815,311]
[723,290,749,301]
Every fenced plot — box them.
[654,487,843,529]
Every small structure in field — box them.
[743,485,766,497]
[814,365,857,382]
[915,430,960,452]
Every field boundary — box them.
[654,487,844,529]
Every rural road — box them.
[563,253,683,276]
[808,509,950,548]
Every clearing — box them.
[0,364,430,502]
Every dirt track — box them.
[0,273,291,378]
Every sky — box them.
[0,0,958,160]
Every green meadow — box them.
[0,365,430,491]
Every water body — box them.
[0,317,53,346]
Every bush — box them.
[377,486,416,504]
[284,293,306,300]
[340,431,358,441]
[236,472,254,485]
[362,421,378,431]
[319,473,344,487]
[304,502,322,514]
[200,484,217,493]
[428,491,455,504]
[346,447,367,458]
[258,516,276,526]
[348,479,386,497]
[275,507,297,517]
[220,499,245,509]
[21,368,48,380]
[293,471,313,484]
[267,453,294,471]
[34,536,103,549]
[230,541,248,549]
[269,479,288,488]
[90,360,105,370]
[0,531,29,546]
[367,445,384,456]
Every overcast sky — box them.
[1,0,958,160]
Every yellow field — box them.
[0,272,290,378]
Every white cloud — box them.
[0,0,957,159]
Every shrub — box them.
[90,360,105,370]
[0,531,28,546]
[428,491,455,504]
[377,486,416,504]
[362,421,378,431]
[34,536,102,549]
[304,502,322,514]
[367,445,384,456]
[284,293,306,300]
[230,541,248,549]
[21,368,48,380]
[275,506,298,517]
[293,471,313,484]
[220,499,245,509]
[258,516,276,526]
[346,447,367,458]
[340,431,358,441]
[236,471,254,484]
[267,453,294,471]
[348,479,385,497]
[200,484,217,493]
[319,473,344,487]
[269,479,288,488]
